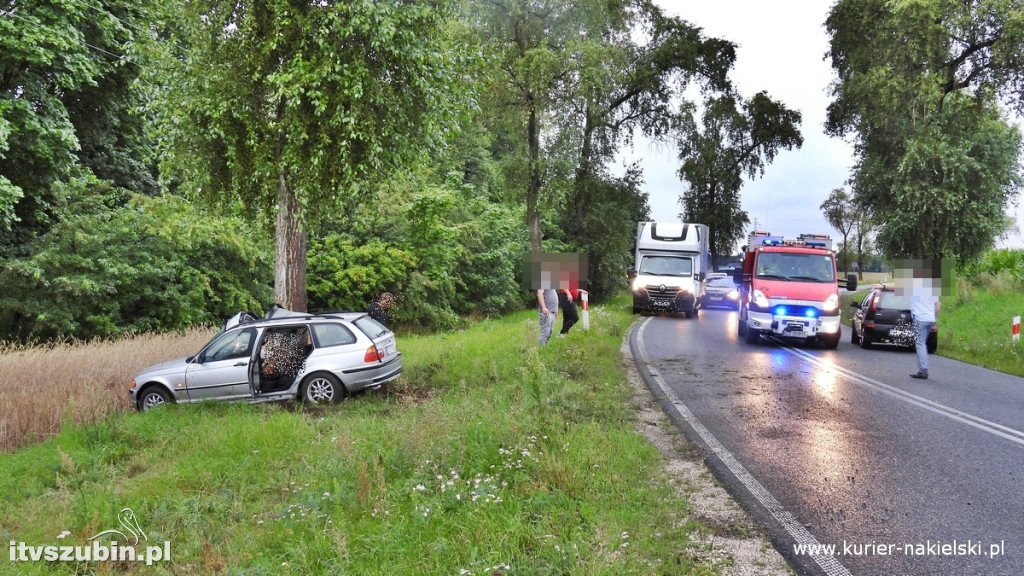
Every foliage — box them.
[0,189,271,341]
[307,236,417,314]
[961,248,1024,286]
[826,0,1024,264]
[557,167,650,302]
[676,92,803,265]
[0,0,158,252]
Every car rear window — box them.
[354,316,389,339]
[312,323,357,348]
[879,291,913,309]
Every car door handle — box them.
[234,362,248,367]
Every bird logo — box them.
[88,508,148,546]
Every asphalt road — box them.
[629,307,1024,576]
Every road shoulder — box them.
[620,335,794,576]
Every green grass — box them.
[0,296,720,576]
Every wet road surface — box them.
[630,309,1024,576]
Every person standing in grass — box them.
[537,286,558,346]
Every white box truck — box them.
[629,222,710,318]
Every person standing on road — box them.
[909,268,940,380]
[537,287,558,346]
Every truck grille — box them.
[645,285,681,304]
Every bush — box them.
[0,192,272,341]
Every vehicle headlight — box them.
[753,289,770,308]
[727,289,739,300]
[632,278,644,292]
[823,293,839,312]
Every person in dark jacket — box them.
[367,292,395,325]
[558,287,579,336]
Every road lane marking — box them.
[778,340,1024,447]
[633,318,853,576]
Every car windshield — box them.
[708,277,734,287]
[639,256,692,276]
[755,253,835,282]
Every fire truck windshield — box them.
[755,253,834,282]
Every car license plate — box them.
[890,329,912,339]
[709,296,721,300]
[785,322,806,337]
[652,301,670,308]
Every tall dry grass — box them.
[0,328,216,451]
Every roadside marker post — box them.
[1013,316,1020,343]
[580,290,589,330]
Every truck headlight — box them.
[823,293,839,312]
[753,289,770,308]
[631,278,644,292]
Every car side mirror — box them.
[626,267,636,280]
[845,273,858,291]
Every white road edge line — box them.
[635,318,852,576]
[778,340,1024,447]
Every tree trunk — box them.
[274,173,307,312]
[527,100,543,254]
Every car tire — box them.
[859,332,872,349]
[850,326,860,344]
[138,386,172,412]
[301,372,344,404]
[744,325,760,344]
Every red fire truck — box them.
[733,231,857,349]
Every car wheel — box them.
[850,326,860,344]
[744,326,760,344]
[138,386,172,412]
[859,332,872,349]
[301,373,344,404]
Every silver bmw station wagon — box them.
[130,306,402,411]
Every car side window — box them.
[312,323,357,348]
[202,328,255,362]
[861,292,874,308]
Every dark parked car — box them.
[849,286,937,352]
[702,275,740,309]
[130,307,402,411]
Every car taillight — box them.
[870,294,880,312]
[364,345,383,362]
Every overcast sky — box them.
[614,0,1024,252]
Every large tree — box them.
[826,0,1024,264]
[148,0,462,310]
[676,92,803,267]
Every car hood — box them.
[134,356,190,379]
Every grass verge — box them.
[0,296,724,575]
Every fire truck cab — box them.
[733,231,857,349]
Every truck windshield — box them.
[639,256,692,276]
[755,253,835,282]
